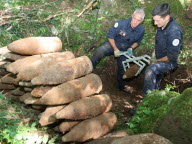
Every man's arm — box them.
[129,43,139,49]
[108,38,118,51]
[156,56,170,62]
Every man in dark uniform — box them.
[143,3,183,96]
[91,9,145,93]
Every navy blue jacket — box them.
[107,18,145,50]
[155,17,183,67]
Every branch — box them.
[43,12,66,22]
[0,18,26,27]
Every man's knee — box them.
[91,44,109,68]
[94,43,111,57]
[144,66,154,80]
[95,48,105,58]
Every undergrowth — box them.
[127,84,180,134]
[0,93,58,144]
[0,0,191,62]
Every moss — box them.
[127,89,179,134]
[166,88,192,129]
[154,88,192,144]
[128,88,192,143]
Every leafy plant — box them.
[0,93,58,144]
[127,84,180,134]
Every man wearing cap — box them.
[91,9,145,94]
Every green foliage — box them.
[152,87,192,144]
[0,0,190,68]
[144,0,187,19]
[127,84,180,134]
[0,6,55,47]
[0,0,191,64]
[167,88,192,125]
[57,13,106,54]
[135,18,155,56]
[0,0,42,9]
[178,23,192,65]
[0,93,58,144]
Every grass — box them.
[0,93,59,144]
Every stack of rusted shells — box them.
[0,37,117,143]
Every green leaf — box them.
[0,94,5,99]
[128,123,135,128]
[0,112,8,117]
[42,135,49,144]
[48,135,59,144]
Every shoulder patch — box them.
[114,22,118,28]
[172,39,180,46]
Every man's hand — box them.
[156,56,169,62]
[127,48,133,56]
[114,50,121,57]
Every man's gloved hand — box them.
[114,50,121,57]
[127,48,133,56]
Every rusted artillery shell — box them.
[62,112,117,142]
[3,52,28,61]
[24,95,40,105]
[56,94,112,120]
[31,56,93,85]
[31,86,53,98]
[0,61,11,69]
[19,91,38,104]
[111,133,173,144]
[59,121,80,133]
[6,52,73,74]
[0,73,18,85]
[6,55,41,74]
[17,51,75,81]
[34,73,102,105]
[10,87,25,96]
[24,87,33,92]
[123,64,140,79]
[7,37,62,55]
[20,93,31,102]
[0,83,16,90]
[39,105,66,126]
[84,130,128,144]
[31,105,46,111]
[0,61,8,68]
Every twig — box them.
[43,12,66,22]
[175,78,192,83]
[0,18,26,27]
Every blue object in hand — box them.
[127,48,133,56]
